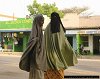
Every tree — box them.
[61,7,89,14]
[27,0,64,18]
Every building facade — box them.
[0,13,100,55]
[63,14,100,55]
[0,18,32,52]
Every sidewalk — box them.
[78,55,100,60]
[0,52,100,59]
[0,52,22,56]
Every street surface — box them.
[0,54,100,79]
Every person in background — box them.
[19,14,46,79]
[44,12,78,79]
[80,44,84,53]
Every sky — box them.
[0,0,100,18]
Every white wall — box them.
[89,35,93,53]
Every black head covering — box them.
[50,12,66,33]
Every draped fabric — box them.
[44,23,78,71]
[19,14,47,79]
[44,69,64,79]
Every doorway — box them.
[93,36,100,55]
[67,37,73,47]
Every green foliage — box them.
[27,0,64,18]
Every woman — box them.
[19,14,46,79]
[44,12,78,79]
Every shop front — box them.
[0,18,32,52]
[66,29,100,55]
[0,31,30,52]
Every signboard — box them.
[0,18,32,29]
[66,29,100,34]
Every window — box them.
[81,36,88,47]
